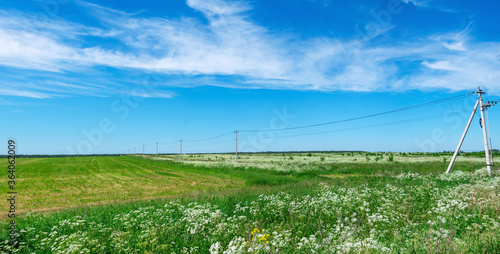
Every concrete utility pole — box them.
[143,144,145,155]
[489,138,494,164]
[234,130,239,162]
[179,140,183,160]
[478,88,492,176]
[156,142,159,157]
[446,99,479,174]
[446,87,496,176]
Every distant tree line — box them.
[0,154,128,158]
[0,150,497,158]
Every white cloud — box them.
[130,90,176,98]
[186,0,250,16]
[41,81,100,91]
[400,0,458,13]
[400,0,426,7]
[0,27,77,71]
[0,0,499,97]
[444,41,466,51]
[422,60,458,71]
[0,88,54,98]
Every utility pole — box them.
[179,140,183,160]
[156,142,159,157]
[446,87,496,176]
[234,130,239,162]
[143,144,145,155]
[489,138,494,165]
[128,148,130,154]
[134,147,136,154]
[478,88,492,176]
[446,99,479,174]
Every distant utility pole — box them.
[128,148,130,154]
[179,140,183,160]
[234,130,239,162]
[143,144,145,155]
[446,87,497,176]
[134,147,136,154]
[156,142,159,157]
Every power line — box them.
[261,110,474,140]
[129,92,493,153]
[145,109,486,153]
[183,131,234,142]
[239,93,472,133]
[158,141,180,146]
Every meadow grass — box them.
[0,153,498,253]
[0,156,243,216]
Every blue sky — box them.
[1,0,499,154]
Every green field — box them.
[1,153,499,253]
[0,156,242,216]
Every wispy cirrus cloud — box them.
[130,90,176,98]
[400,0,458,13]
[0,87,55,99]
[422,60,458,71]
[444,41,466,51]
[0,0,499,98]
